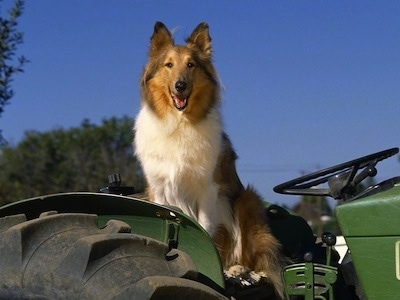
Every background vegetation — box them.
[0,116,145,205]
[0,0,28,143]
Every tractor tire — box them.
[0,211,227,299]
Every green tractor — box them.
[0,147,398,299]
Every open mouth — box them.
[171,92,189,110]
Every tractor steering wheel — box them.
[273,147,399,200]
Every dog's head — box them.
[141,22,219,121]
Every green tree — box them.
[0,0,28,142]
[292,194,338,237]
[0,116,145,204]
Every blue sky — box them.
[1,1,399,207]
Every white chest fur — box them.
[134,105,224,234]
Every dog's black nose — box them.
[175,81,187,93]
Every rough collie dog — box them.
[134,22,286,298]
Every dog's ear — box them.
[149,22,174,56]
[186,22,212,58]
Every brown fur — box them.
[141,22,219,123]
[136,22,286,299]
[213,135,286,298]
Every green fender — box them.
[0,192,225,289]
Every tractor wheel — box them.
[0,211,227,299]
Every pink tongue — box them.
[172,94,187,108]
[175,98,186,108]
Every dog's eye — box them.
[165,62,173,68]
[187,62,194,68]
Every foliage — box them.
[293,194,340,236]
[0,116,145,205]
[0,0,28,142]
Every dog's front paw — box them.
[224,264,269,288]
[226,264,249,277]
